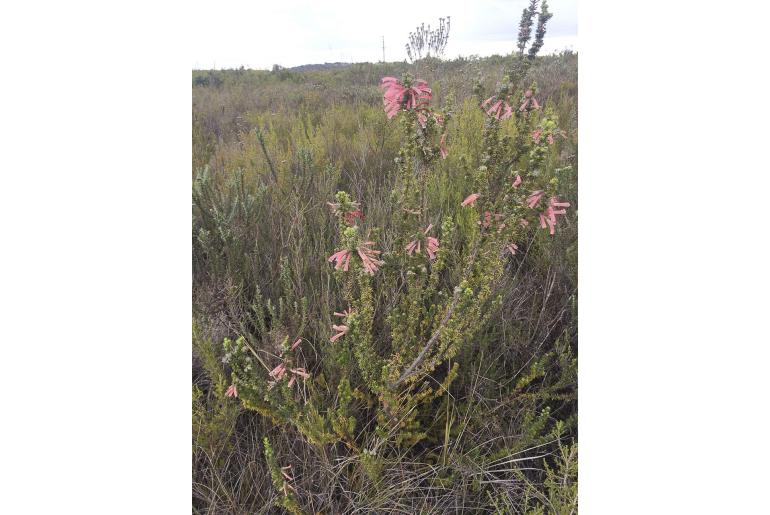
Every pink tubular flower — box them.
[330,324,348,343]
[225,384,238,398]
[330,243,383,275]
[479,212,506,233]
[519,89,541,112]
[461,193,480,207]
[290,368,310,379]
[532,128,566,145]
[426,233,439,260]
[269,363,287,380]
[328,249,352,271]
[291,338,302,351]
[405,224,439,260]
[380,76,432,119]
[287,367,310,388]
[334,307,355,319]
[405,239,421,256]
[357,242,384,275]
[512,175,522,188]
[440,133,448,159]
[417,110,444,128]
[526,190,545,209]
[331,308,353,343]
[539,196,571,235]
[481,96,513,120]
[506,243,519,256]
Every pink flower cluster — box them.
[526,191,571,235]
[479,211,507,233]
[418,111,443,128]
[482,96,513,120]
[269,363,310,388]
[330,307,354,344]
[459,173,570,241]
[267,338,310,388]
[461,193,480,207]
[532,128,567,145]
[519,89,541,113]
[405,224,440,260]
[328,241,384,276]
[380,76,432,119]
[381,77,448,159]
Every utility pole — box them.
[382,36,385,63]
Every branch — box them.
[390,236,482,388]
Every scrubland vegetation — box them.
[193,4,577,512]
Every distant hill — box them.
[286,62,354,72]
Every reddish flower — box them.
[461,193,480,207]
[482,96,513,120]
[512,175,522,188]
[225,384,238,398]
[344,210,365,225]
[526,190,545,209]
[440,133,448,159]
[328,200,364,226]
[519,89,541,112]
[547,133,555,145]
[291,338,302,351]
[506,243,519,256]
[380,76,432,119]
[531,129,543,142]
[327,200,361,216]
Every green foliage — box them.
[263,436,303,514]
[192,324,240,460]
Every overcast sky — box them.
[191,0,577,70]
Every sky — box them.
[190,0,577,70]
